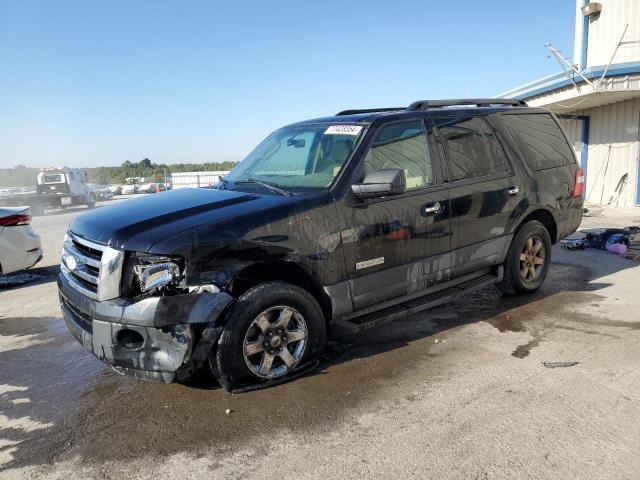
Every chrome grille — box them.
[61,232,124,301]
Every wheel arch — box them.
[227,261,332,324]
[513,208,558,244]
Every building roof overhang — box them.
[534,88,640,113]
[499,61,640,113]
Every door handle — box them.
[421,201,442,216]
[507,185,520,196]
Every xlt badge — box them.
[355,257,384,270]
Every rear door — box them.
[498,112,584,239]
[433,114,520,278]
[338,117,452,310]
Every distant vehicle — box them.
[108,185,123,196]
[125,176,149,185]
[121,185,138,195]
[59,98,583,391]
[0,206,42,275]
[0,167,96,216]
[88,184,114,201]
[137,183,166,194]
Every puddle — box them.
[512,336,543,358]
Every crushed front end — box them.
[58,232,232,382]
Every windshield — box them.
[225,123,364,189]
[42,173,65,184]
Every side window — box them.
[363,120,433,190]
[476,117,507,174]
[501,113,577,170]
[436,116,506,180]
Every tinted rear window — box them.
[436,116,507,180]
[502,113,576,171]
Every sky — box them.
[0,0,577,169]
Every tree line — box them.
[0,159,239,188]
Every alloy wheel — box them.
[243,305,308,379]
[519,235,545,283]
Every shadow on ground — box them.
[0,265,59,290]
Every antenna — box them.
[599,24,629,86]
[545,43,592,87]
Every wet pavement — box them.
[0,262,612,468]
[1,206,640,479]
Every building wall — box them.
[559,98,640,206]
[170,171,229,189]
[573,0,640,69]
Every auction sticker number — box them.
[325,125,363,136]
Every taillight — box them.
[0,214,32,226]
[572,168,585,197]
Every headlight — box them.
[133,254,183,293]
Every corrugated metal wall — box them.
[585,0,640,67]
[560,99,640,207]
[573,0,640,69]
[558,116,582,158]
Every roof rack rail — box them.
[407,98,527,110]
[336,107,405,116]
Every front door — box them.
[432,114,520,278]
[337,118,452,311]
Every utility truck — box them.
[0,167,96,215]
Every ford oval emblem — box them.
[65,255,78,271]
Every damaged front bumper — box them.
[58,273,232,382]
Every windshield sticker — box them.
[325,125,363,136]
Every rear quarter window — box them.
[501,113,577,171]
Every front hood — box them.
[70,188,294,252]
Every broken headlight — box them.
[133,254,185,294]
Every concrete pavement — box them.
[1,204,639,479]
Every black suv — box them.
[58,98,584,391]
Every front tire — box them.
[86,193,96,209]
[497,220,552,295]
[213,282,326,391]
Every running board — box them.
[334,268,503,332]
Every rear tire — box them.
[86,193,96,209]
[497,220,551,295]
[212,281,326,391]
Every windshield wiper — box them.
[235,179,291,197]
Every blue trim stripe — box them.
[580,116,589,197]
[636,157,640,205]
[581,0,589,71]
[636,112,640,206]
[559,114,589,196]
[505,61,640,100]
[499,71,569,97]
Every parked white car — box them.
[0,207,43,275]
[121,184,139,195]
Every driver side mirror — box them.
[351,168,406,199]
